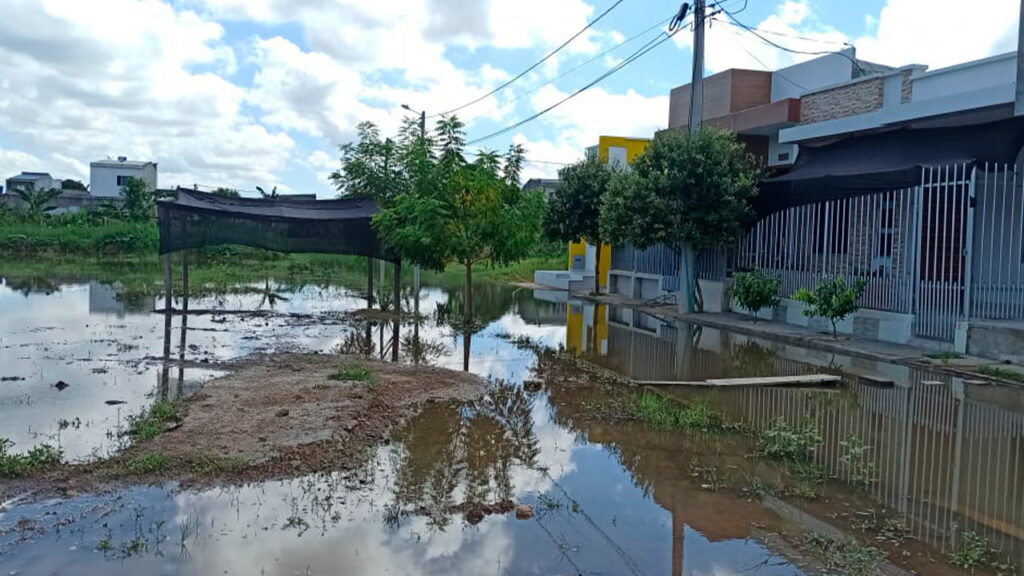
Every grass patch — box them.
[0,438,62,477]
[186,453,247,474]
[802,532,886,576]
[633,393,733,432]
[926,350,963,361]
[124,452,170,474]
[951,531,1016,572]
[125,400,180,441]
[757,418,823,462]
[978,365,1024,384]
[328,364,373,383]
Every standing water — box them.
[0,274,1022,575]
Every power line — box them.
[719,25,808,91]
[435,0,628,117]
[715,17,851,47]
[465,27,682,147]
[463,16,673,123]
[463,150,574,166]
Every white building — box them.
[89,157,157,197]
[4,172,59,194]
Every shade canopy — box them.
[157,188,397,261]
[756,116,1024,215]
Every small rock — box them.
[257,436,267,442]
[275,408,290,417]
[465,508,485,525]
[105,400,127,406]
[54,381,70,391]
[514,505,533,520]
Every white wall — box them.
[90,163,157,197]
[771,50,856,102]
[911,53,1015,102]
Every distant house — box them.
[4,172,59,194]
[90,157,157,197]
[522,178,560,197]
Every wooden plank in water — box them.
[637,374,841,387]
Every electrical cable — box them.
[465,28,679,147]
[434,0,628,117]
[462,16,673,123]
[719,25,808,91]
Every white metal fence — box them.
[724,162,1024,342]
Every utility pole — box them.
[419,111,426,138]
[1016,0,1024,116]
[688,0,706,136]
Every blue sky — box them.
[0,0,1019,197]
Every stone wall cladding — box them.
[900,70,914,103]
[799,78,884,124]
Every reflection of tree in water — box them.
[334,325,377,356]
[400,332,450,365]
[724,340,778,378]
[433,282,517,334]
[3,276,61,296]
[387,381,539,528]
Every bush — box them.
[0,438,63,477]
[792,276,867,338]
[757,418,822,462]
[731,271,780,319]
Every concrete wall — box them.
[668,69,771,129]
[968,321,1024,364]
[90,163,158,197]
[771,51,855,102]
[912,53,1016,102]
[732,297,915,344]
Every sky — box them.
[0,0,1019,197]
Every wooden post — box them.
[181,251,189,312]
[366,257,374,308]
[163,254,172,313]
[393,260,401,314]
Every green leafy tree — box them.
[544,154,614,293]
[256,185,279,199]
[339,115,543,329]
[792,276,867,338]
[212,187,240,197]
[600,128,760,311]
[731,270,781,320]
[61,179,87,191]
[120,177,155,221]
[15,187,61,220]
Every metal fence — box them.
[971,164,1024,321]
[609,243,680,293]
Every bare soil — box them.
[0,353,485,497]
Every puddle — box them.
[1,274,1023,574]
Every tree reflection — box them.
[386,381,539,528]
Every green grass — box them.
[328,364,374,383]
[124,452,170,474]
[802,532,886,576]
[926,350,963,361]
[757,418,823,462]
[187,453,247,474]
[978,365,1024,384]
[633,393,733,432]
[125,400,180,442]
[0,438,63,477]
[951,531,1016,572]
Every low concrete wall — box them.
[732,297,914,344]
[967,320,1024,364]
[608,270,670,300]
[0,190,123,214]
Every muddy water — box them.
[1,275,1023,575]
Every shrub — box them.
[757,418,822,462]
[125,400,180,441]
[0,437,63,477]
[792,276,867,338]
[633,393,732,432]
[731,271,781,319]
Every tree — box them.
[15,187,61,220]
[792,276,867,338]
[61,179,87,191]
[600,128,761,311]
[338,115,544,331]
[212,187,240,197]
[120,177,154,221]
[731,270,781,320]
[256,185,279,199]
[544,154,614,293]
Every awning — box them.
[756,116,1024,215]
[157,188,397,261]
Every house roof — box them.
[7,172,52,181]
[90,159,156,169]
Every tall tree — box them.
[544,154,614,293]
[120,177,155,221]
[601,128,760,311]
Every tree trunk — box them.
[464,259,473,327]
[594,242,603,295]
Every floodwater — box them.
[1,273,1023,575]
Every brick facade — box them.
[799,78,884,124]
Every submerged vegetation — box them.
[0,438,63,477]
[633,393,735,433]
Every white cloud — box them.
[306,150,336,170]
[854,0,1020,68]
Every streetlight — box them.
[401,104,426,138]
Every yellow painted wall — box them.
[566,136,650,287]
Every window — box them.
[116,175,132,186]
[607,146,628,170]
